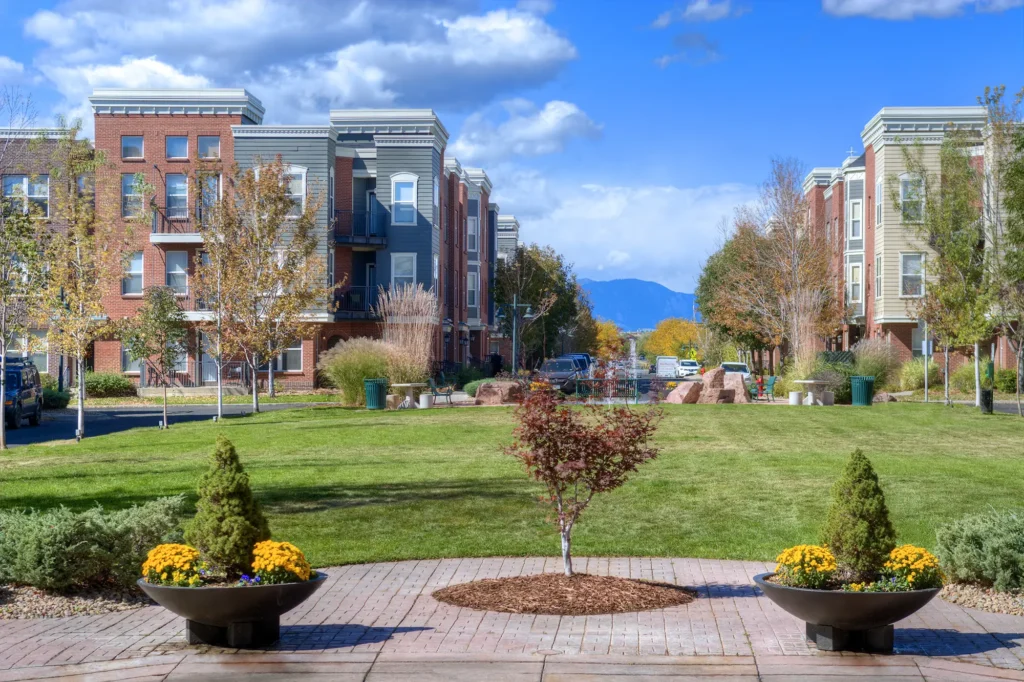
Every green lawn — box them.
[2,404,1023,568]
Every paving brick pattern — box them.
[2,557,1024,680]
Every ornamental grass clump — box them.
[184,436,270,578]
[821,449,896,583]
[774,545,836,589]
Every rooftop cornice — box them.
[374,135,444,152]
[802,167,837,195]
[463,167,493,195]
[861,105,987,149]
[89,89,265,123]
[444,156,463,175]
[0,127,71,140]
[232,125,336,138]
[330,109,449,145]
[497,215,520,230]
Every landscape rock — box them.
[475,381,526,406]
[723,373,750,404]
[873,392,898,403]
[665,382,703,404]
[698,388,736,404]
[702,367,726,389]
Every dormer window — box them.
[391,172,418,225]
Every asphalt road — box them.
[4,402,327,447]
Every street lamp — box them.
[496,293,533,374]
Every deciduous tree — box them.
[594,320,624,361]
[643,318,699,358]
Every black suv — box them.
[4,358,43,429]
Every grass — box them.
[2,403,1023,568]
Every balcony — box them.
[150,202,205,244]
[333,285,379,320]
[332,209,387,249]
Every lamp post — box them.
[496,293,533,374]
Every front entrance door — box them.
[200,332,218,384]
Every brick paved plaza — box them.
[3,557,1024,680]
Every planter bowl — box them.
[754,572,939,653]
[138,572,327,648]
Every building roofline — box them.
[0,127,72,140]
[231,125,336,138]
[329,108,449,144]
[802,167,838,195]
[88,88,265,123]
[463,167,493,195]
[861,105,987,149]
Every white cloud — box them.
[0,57,26,85]
[822,0,1023,19]
[25,1,576,125]
[498,178,758,292]
[653,0,745,27]
[656,32,722,67]
[450,99,601,164]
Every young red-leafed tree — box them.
[506,391,662,576]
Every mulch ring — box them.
[432,573,696,615]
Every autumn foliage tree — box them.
[506,390,662,576]
[594,320,624,361]
[643,318,699,358]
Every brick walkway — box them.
[2,557,1024,680]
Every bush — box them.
[851,338,901,389]
[821,450,897,582]
[898,357,942,391]
[810,360,856,405]
[184,436,270,577]
[317,338,390,406]
[0,496,186,592]
[950,362,977,394]
[456,365,486,388]
[40,373,58,390]
[995,369,1018,394]
[84,371,137,398]
[936,509,1024,592]
[42,387,71,409]
[463,378,496,398]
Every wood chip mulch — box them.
[432,573,696,615]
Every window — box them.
[30,330,47,372]
[900,176,924,222]
[285,169,305,218]
[2,175,49,217]
[875,178,883,226]
[121,136,144,159]
[432,253,439,295]
[849,200,862,239]
[199,174,220,223]
[197,136,220,159]
[848,264,862,303]
[391,253,416,289]
[262,340,302,372]
[166,174,188,219]
[121,344,142,374]
[874,254,882,299]
[468,217,478,252]
[168,340,188,374]
[467,272,478,307]
[121,174,142,217]
[900,253,924,297]
[123,251,143,295]
[166,251,188,294]
[166,136,188,160]
[327,250,335,288]
[432,176,439,226]
[391,172,417,225]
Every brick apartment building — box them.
[1,89,520,390]
[804,105,1015,368]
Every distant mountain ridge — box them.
[579,278,699,330]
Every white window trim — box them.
[166,136,188,160]
[899,251,925,299]
[390,172,418,226]
[166,174,188,219]
[285,165,307,218]
[467,271,478,307]
[121,173,142,218]
[848,199,862,240]
[432,253,439,295]
[432,176,439,227]
[875,178,883,226]
[874,254,882,299]
[390,252,416,289]
[166,250,189,295]
[121,135,144,160]
[278,340,303,373]
[899,173,924,223]
[467,216,479,252]
[122,251,144,296]
[121,344,141,375]
[848,263,862,304]
[3,174,49,218]
[198,136,221,160]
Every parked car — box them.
[677,359,702,378]
[536,358,580,392]
[655,356,679,379]
[4,357,43,429]
[559,355,588,374]
[567,353,593,368]
[720,362,752,384]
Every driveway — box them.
[5,402,328,447]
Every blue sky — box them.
[1,0,1022,291]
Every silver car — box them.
[720,362,752,383]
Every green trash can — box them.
[851,376,875,407]
[363,378,388,410]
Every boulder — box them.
[665,381,703,404]
[873,392,898,403]
[723,373,750,404]
[475,381,526,405]
[702,367,726,389]
[698,388,736,404]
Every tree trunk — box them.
[974,342,981,408]
[251,357,260,414]
[560,525,573,577]
[269,361,276,398]
[1017,344,1023,417]
[0,351,7,450]
[77,357,85,438]
[944,346,951,407]
[216,352,223,421]
[163,377,169,430]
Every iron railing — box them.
[333,285,377,317]
[332,208,387,244]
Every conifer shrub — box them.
[821,449,896,582]
[184,436,270,577]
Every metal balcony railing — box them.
[151,200,209,234]
[333,285,379,318]
[332,208,387,246]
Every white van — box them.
[655,356,679,379]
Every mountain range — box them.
[579,278,699,331]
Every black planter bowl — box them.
[754,572,939,654]
[138,572,327,648]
